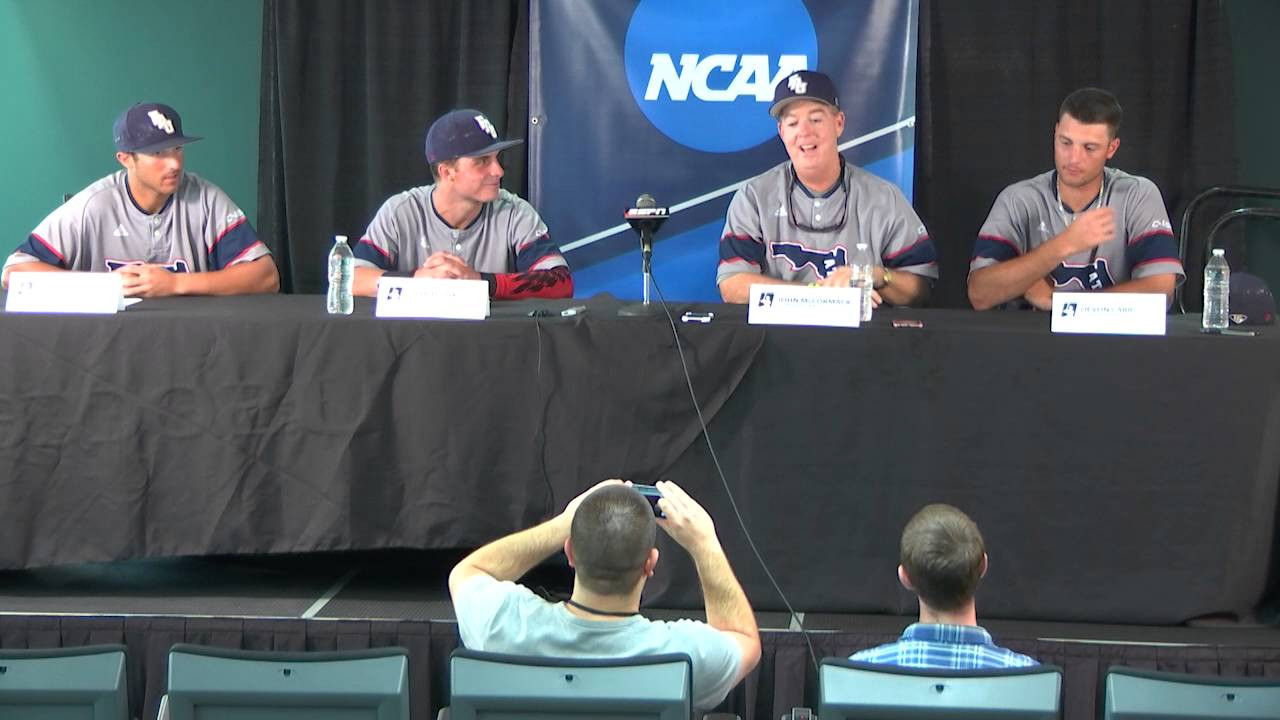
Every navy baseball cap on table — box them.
[425,109,523,165]
[113,102,201,153]
[1229,272,1276,326]
[769,70,841,118]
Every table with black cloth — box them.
[1,293,1276,625]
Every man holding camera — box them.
[449,479,761,710]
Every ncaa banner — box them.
[529,0,918,301]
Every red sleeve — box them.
[492,266,573,300]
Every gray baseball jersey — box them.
[5,170,269,274]
[353,186,567,275]
[718,158,937,286]
[971,168,1183,289]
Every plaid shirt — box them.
[850,623,1038,669]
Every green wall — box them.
[0,0,262,245]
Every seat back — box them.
[448,648,692,720]
[0,644,129,720]
[164,643,409,720]
[818,659,1062,719]
[1104,666,1280,720]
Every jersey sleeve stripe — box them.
[28,232,67,264]
[718,257,761,269]
[354,238,394,266]
[1127,229,1176,246]
[973,235,1021,262]
[884,235,933,262]
[227,241,267,265]
[1131,256,1182,269]
[209,216,248,251]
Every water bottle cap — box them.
[335,235,348,243]
[1212,248,1225,256]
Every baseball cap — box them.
[113,102,201,153]
[1229,272,1276,326]
[425,109,523,165]
[769,70,840,119]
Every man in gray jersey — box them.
[449,479,760,710]
[968,88,1182,310]
[718,70,937,305]
[353,109,572,300]
[2,102,278,297]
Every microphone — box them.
[624,193,669,261]
[618,193,670,315]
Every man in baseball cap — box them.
[3,102,278,297]
[717,70,937,305]
[352,108,572,300]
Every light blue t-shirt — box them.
[454,575,742,710]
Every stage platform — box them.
[0,550,1276,720]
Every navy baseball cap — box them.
[113,102,201,153]
[1229,272,1276,326]
[425,109,523,165]
[769,70,840,118]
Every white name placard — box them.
[5,272,125,314]
[747,284,862,328]
[1050,292,1166,336]
[374,277,490,320]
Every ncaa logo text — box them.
[644,54,808,103]
[624,0,818,153]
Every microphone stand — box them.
[619,222,664,317]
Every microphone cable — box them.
[648,274,820,673]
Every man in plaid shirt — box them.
[851,504,1037,669]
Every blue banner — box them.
[530,0,918,301]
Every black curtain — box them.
[915,0,1238,308]
[258,1,1238,301]
[257,0,528,294]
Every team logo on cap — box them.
[148,110,175,135]
[474,114,498,140]
[623,0,817,153]
[787,74,808,94]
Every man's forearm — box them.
[968,241,1069,310]
[178,256,279,295]
[719,272,795,303]
[1104,274,1176,307]
[1,261,65,289]
[878,269,930,306]
[690,541,758,639]
[454,515,571,584]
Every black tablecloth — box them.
[1,294,1276,624]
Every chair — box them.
[445,648,694,719]
[1176,185,1280,312]
[1103,666,1280,720]
[818,659,1063,719]
[0,644,128,720]
[162,643,409,720]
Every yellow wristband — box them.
[879,268,893,288]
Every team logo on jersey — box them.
[474,114,498,140]
[148,110,175,135]
[623,0,818,152]
[1051,258,1114,291]
[1150,219,1173,232]
[105,258,192,273]
[1038,220,1049,237]
[770,241,846,278]
[112,224,130,237]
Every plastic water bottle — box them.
[1202,248,1229,331]
[327,235,354,315]
[848,241,876,322]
